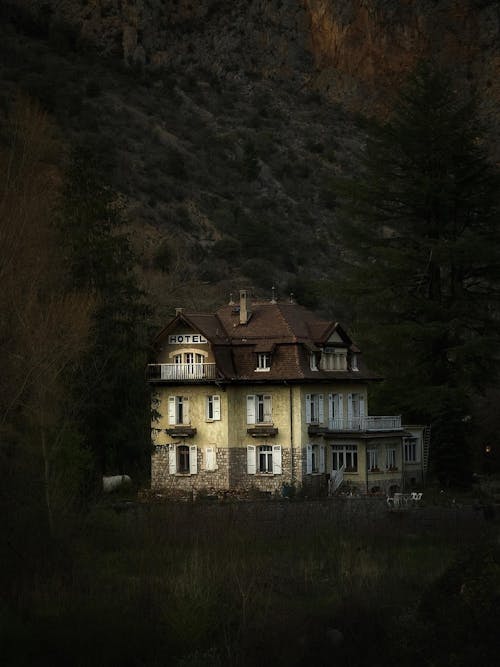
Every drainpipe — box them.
[365,442,369,495]
[289,383,294,486]
[401,436,405,492]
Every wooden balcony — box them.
[147,363,217,382]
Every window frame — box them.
[168,395,189,425]
[404,437,419,463]
[247,444,282,475]
[386,447,397,470]
[367,448,379,472]
[306,443,325,474]
[332,444,358,472]
[306,393,324,425]
[169,444,197,475]
[258,445,273,473]
[321,347,348,371]
[177,444,190,474]
[247,394,273,424]
[206,394,221,421]
[256,352,271,371]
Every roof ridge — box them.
[275,302,298,342]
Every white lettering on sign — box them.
[168,334,208,344]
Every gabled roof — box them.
[153,312,229,346]
[153,298,381,383]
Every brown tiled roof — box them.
[154,299,381,382]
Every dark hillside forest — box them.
[1,1,500,665]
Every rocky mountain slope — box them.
[2,0,500,319]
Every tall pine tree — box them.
[59,145,152,478]
[335,63,500,485]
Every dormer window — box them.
[321,347,347,371]
[256,352,271,371]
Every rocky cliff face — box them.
[303,0,500,112]
[3,0,500,315]
[9,0,500,112]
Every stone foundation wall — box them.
[151,445,229,495]
[152,445,306,497]
[152,444,390,497]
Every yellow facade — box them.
[150,319,422,496]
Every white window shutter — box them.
[338,394,344,419]
[319,444,326,473]
[247,445,256,474]
[263,395,272,423]
[305,394,312,423]
[359,394,366,419]
[183,396,190,425]
[328,394,333,421]
[205,447,216,471]
[247,395,256,424]
[347,394,353,424]
[168,396,176,425]
[272,445,282,475]
[306,444,312,474]
[169,444,177,474]
[213,395,221,420]
[318,395,324,424]
[189,445,197,474]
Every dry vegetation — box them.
[2,498,499,667]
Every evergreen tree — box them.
[335,63,500,485]
[59,146,152,477]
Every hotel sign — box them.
[168,334,207,344]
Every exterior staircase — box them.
[422,426,431,483]
[328,464,345,496]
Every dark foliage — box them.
[335,63,500,484]
[59,145,152,476]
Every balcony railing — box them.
[326,416,402,431]
[147,363,217,381]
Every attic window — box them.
[321,348,347,371]
[256,353,271,371]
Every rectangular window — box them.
[404,438,418,463]
[332,445,358,472]
[206,394,221,421]
[168,395,189,425]
[247,394,272,424]
[256,353,271,370]
[306,444,325,474]
[311,444,319,473]
[347,393,365,429]
[247,444,282,475]
[386,448,397,470]
[258,445,273,473]
[367,449,378,471]
[178,444,190,473]
[328,393,344,429]
[169,444,197,475]
[322,348,347,371]
[306,394,324,424]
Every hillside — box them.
[1,0,500,320]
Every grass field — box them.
[2,497,499,666]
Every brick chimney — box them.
[239,289,251,325]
